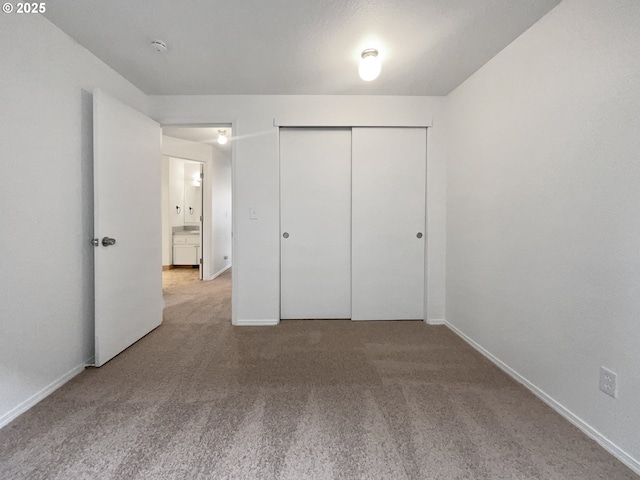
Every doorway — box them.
[160,126,233,289]
[165,157,203,279]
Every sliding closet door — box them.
[352,128,426,320]
[280,128,352,319]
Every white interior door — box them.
[93,89,162,366]
[351,128,426,320]
[280,128,351,319]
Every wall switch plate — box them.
[599,366,617,399]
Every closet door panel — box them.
[280,128,352,319]
[352,128,426,320]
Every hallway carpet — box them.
[0,270,636,479]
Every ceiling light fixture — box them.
[359,48,381,81]
[217,129,228,145]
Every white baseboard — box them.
[0,361,87,429]
[425,318,446,325]
[444,320,640,476]
[207,264,231,281]
[233,318,279,327]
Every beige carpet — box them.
[0,269,636,479]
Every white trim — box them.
[233,318,280,327]
[207,264,231,281]
[277,126,282,323]
[425,318,446,325]
[273,118,433,128]
[231,120,239,326]
[0,362,87,429]
[444,320,640,476]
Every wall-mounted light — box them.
[359,48,381,81]
[217,129,228,145]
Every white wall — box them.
[148,95,447,325]
[160,155,171,265]
[0,15,147,426]
[168,156,186,228]
[162,135,212,163]
[211,149,232,277]
[182,160,201,225]
[446,0,640,470]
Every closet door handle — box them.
[283,232,289,239]
[416,232,423,238]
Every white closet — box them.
[280,128,352,319]
[351,128,426,320]
[280,127,426,321]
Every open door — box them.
[93,89,162,366]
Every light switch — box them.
[249,207,258,220]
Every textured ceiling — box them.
[44,0,561,95]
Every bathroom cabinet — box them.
[173,234,200,265]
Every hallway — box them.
[161,267,231,325]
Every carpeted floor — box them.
[0,269,637,479]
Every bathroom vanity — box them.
[173,231,200,266]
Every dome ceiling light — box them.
[359,48,381,81]
[217,129,228,145]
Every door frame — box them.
[164,155,207,277]
[275,122,432,322]
[160,120,237,322]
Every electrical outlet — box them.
[599,366,617,399]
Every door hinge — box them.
[200,172,204,179]
[200,215,203,222]
[200,258,203,265]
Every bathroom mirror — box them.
[184,185,201,225]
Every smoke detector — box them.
[151,40,167,53]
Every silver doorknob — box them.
[283,232,289,238]
[417,232,423,238]
[102,237,116,247]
